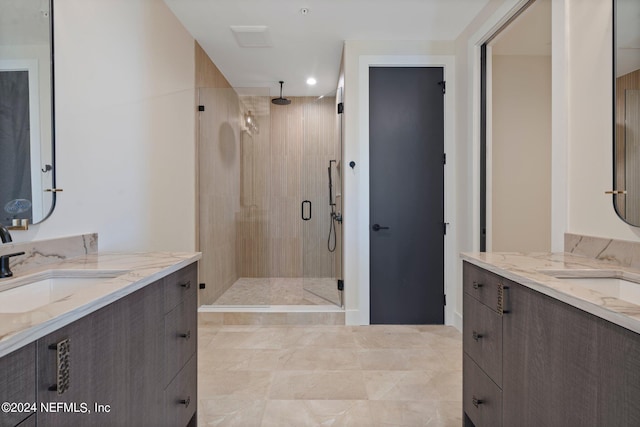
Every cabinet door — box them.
[463,294,502,386]
[37,284,163,427]
[463,261,503,311]
[463,354,502,427]
[0,343,36,427]
[164,354,197,427]
[164,294,197,387]
[164,263,197,314]
[37,296,128,427]
[16,414,36,426]
[502,282,599,427]
[594,311,640,425]
[125,283,165,426]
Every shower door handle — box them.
[302,200,312,221]
[372,224,389,231]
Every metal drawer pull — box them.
[179,330,191,340]
[472,396,483,408]
[472,331,483,341]
[473,281,483,290]
[180,281,191,290]
[179,396,191,408]
[48,338,70,394]
[498,285,510,315]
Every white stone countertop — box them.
[461,252,640,335]
[0,251,201,358]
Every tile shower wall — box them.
[301,96,341,278]
[237,96,340,278]
[236,96,271,277]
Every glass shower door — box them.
[301,89,343,306]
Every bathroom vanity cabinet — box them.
[0,262,197,427]
[463,261,640,427]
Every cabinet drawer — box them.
[464,354,502,427]
[164,263,197,314]
[164,354,197,427]
[164,293,197,386]
[0,343,36,427]
[463,293,503,386]
[463,261,505,312]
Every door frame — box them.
[356,55,456,326]
[470,0,568,254]
[0,60,44,218]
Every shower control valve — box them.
[332,212,342,223]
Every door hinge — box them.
[444,294,447,306]
[438,80,446,94]
[198,105,205,112]
[443,222,449,235]
[337,102,344,114]
[337,279,344,291]
[443,153,446,165]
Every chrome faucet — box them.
[0,225,12,244]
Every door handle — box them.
[372,224,389,231]
[301,200,311,221]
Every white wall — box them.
[10,0,197,252]
[491,55,551,252]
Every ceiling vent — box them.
[230,26,273,48]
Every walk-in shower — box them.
[197,86,343,314]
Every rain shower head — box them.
[272,81,291,105]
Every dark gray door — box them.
[369,67,444,324]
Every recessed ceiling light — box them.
[300,8,310,15]
[306,77,317,85]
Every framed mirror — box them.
[0,0,56,227]
[614,0,640,225]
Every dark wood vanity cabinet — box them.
[463,261,640,427]
[0,262,197,427]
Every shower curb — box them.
[198,305,345,325]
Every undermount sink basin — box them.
[554,277,640,305]
[540,269,640,306]
[0,271,127,314]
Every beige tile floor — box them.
[197,320,463,426]
[213,278,341,306]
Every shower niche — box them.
[197,86,343,308]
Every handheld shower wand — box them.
[327,160,341,252]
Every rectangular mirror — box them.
[614,0,640,225]
[0,0,56,226]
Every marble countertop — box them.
[0,251,201,358]
[461,252,640,335]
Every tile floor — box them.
[197,320,463,426]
